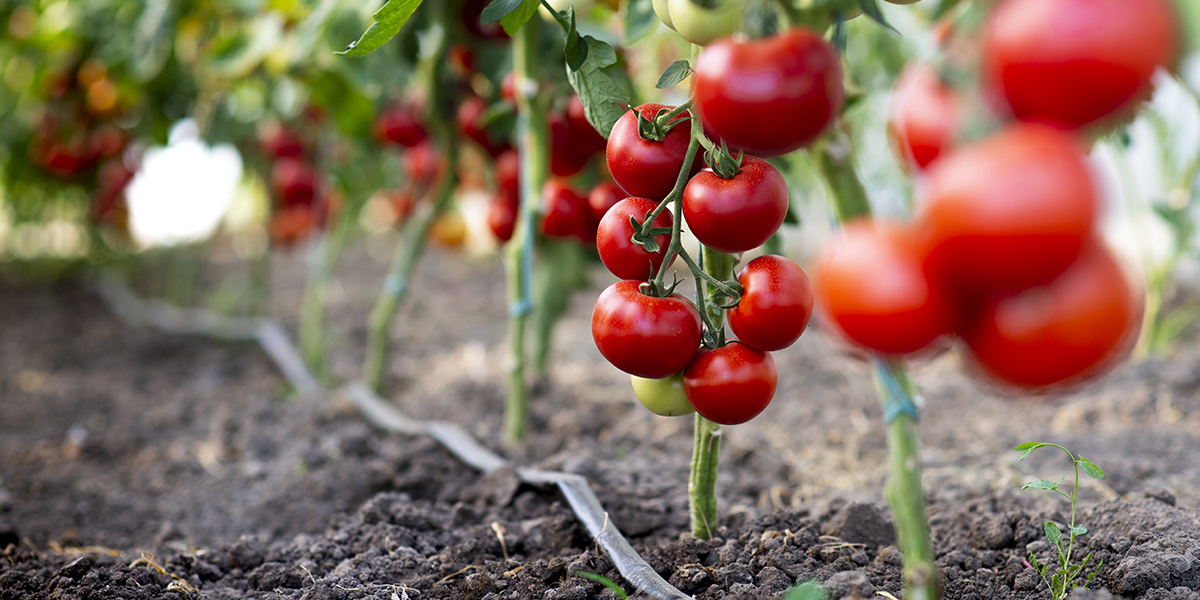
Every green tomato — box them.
[631,373,694,417]
[667,0,746,45]
[652,0,676,30]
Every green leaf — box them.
[1078,458,1105,479]
[564,35,629,138]
[855,0,898,34]
[1023,479,1059,491]
[575,572,628,600]
[1014,442,1042,451]
[338,0,425,57]
[655,60,692,89]
[481,0,524,23]
[1044,521,1063,546]
[561,7,589,71]
[622,0,659,43]
[1177,0,1200,52]
[498,0,540,35]
[784,580,830,600]
[1070,525,1088,536]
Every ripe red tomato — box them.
[606,103,696,201]
[918,124,1098,294]
[403,141,443,186]
[682,155,788,254]
[592,280,703,378]
[496,149,520,203]
[374,103,427,148]
[541,180,592,241]
[683,342,777,426]
[566,95,608,155]
[259,122,305,159]
[587,182,625,225]
[487,194,518,243]
[814,220,957,355]
[692,28,843,157]
[728,255,814,352]
[596,196,675,280]
[960,242,1142,390]
[458,96,509,157]
[271,158,318,207]
[549,112,590,177]
[888,64,958,171]
[982,0,1179,129]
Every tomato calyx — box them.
[637,104,692,143]
[701,137,743,180]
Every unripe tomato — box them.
[682,155,788,254]
[693,29,843,157]
[487,194,518,242]
[606,103,697,201]
[665,0,746,46]
[683,342,777,426]
[982,0,1179,129]
[918,124,1098,294]
[729,255,814,352]
[888,64,958,171]
[596,196,675,280]
[374,103,427,148]
[592,280,703,379]
[813,220,957,355]
[631,374,694,417]
[961,242,1142,390]
[271,158,318,207]
[652,0,675,30]
[541,180,593,242]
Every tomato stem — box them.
[689,413,722,539]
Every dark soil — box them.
[3,245,1200,599]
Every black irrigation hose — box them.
[94,274,694,600]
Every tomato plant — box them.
[683,342,777,426]
[728,255,814,352]
[596,196,675,280]
[592,281,703,379]
[631,373,694,417]
[888,64,958,171]
[682,155,789,254]
[606,103,696,201]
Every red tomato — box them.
[500,73,516,101]
[566,95,608,155]
[813,220,957,355]
[692,28,843,157]
[541,180,592,241]
[389,189,416,225]
[487,194,518,242]
[982,0,1179,129]
[606,103,697,201]
[403,141,443,186]
[960,242,1142,390]
[374,103,427,148]
[587,182,625,225]
[495,149,520,203]
[458,96,509,157]
[271,158,318,207]
[888,64,958,171]
[682,155,788,254]
[683,342,777,426]
[259,122,305,159]
[596,196,675,280]
[918,124,1098,294]
[550,113,590,177]
[89,123,129,159]
[728,255,814,352]
[271,204,314,246]
[462,0,510,40]
[592,280,703,378]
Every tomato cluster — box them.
[260,120,337,246]
[818,0,1177,392]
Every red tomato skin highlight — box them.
[683,342,777,426]
[592,281,703,379]
[596,197,675,280]
[729,255,814,352]
[682,156,789,254]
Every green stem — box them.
[689,413,722,539]
[815,135,940,600]
[503,15,547,445]
[363,6,458,393]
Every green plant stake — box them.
[1015,442,1106,600]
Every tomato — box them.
[550,113,590,177]
[692,29,843,157]
[374,103,427,148]
[389,189,417,225]
[597,196,675,280]
[631,374,694,417]
[652,0,675,30]
[541,180,593,242]
[606,103,697,201]
[683,342,777,426]
[665,0,746,46]
[813,220,957,355]
[271,204,314,246]
[89,123,128,159]
[457,96,509,157]
[403,141,443,186]
[461,0,509,40]
[982,0,1179,129]
[960,242,1142,390]
[500,73,516,101]
[271,158,318,207]
[918,124,1098,294]
[430,209,468,247]
[888,64,958,171]
[587,182,625,225]
[682,155,788,254]
[592,280,703,378]
[728,255,814,352]
[566,95,608,156]
[487,194,518,243]
[496,149,520,203]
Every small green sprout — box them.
[784,580,829,600]
[1015,442,1106,600]
[577,572,629,600]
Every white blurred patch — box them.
[126,120,243,248]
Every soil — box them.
[3,243,1200,600]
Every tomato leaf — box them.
[338,0,424,57]
[564,35,629,138]
[1070,525,1088,536]
[1044,521,1063,546]
[497,0,540,35]
[1022,479,1059,491]
[854,0,898,35]
[481,0,524,23]
[560,7,589,71]
[655,60,692,89]
[622,0,659,43]
[1077,458,1105,479]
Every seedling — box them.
[1015,442,1105,600]
[577,572,629,600]
[785,580,829,600]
